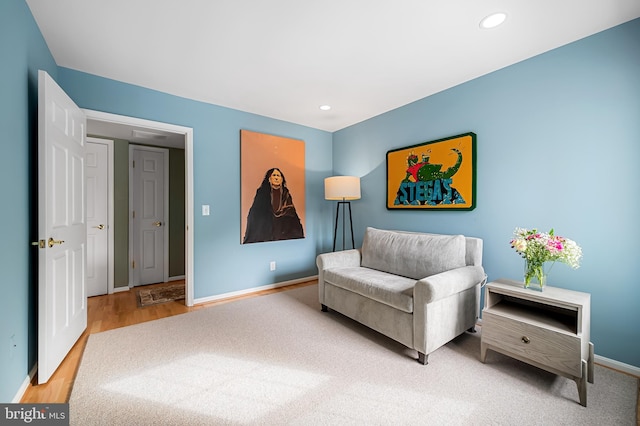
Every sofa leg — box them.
[467,326,477,333]
[321,304,328,312]
[418,352,428,365]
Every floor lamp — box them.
[324,176,361,251]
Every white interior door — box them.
[37,70,87,384]
[84,109,194,306]
[131,145,168,286]
[86,138,112,297]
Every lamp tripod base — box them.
[333,201,355,251]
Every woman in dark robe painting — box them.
[243,168,304,243]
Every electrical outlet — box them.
[270,261,276,271]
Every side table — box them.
[480,278,594,406]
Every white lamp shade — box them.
[324,176,361,200]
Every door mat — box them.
[137,284,185,307]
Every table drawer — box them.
[483,311,582,377]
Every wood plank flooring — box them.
[20,279,315,404]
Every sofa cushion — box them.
[323,267,415,313]
[361,227,466,280]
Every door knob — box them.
[48,237,65,248]
[93,224,105,230]
[153,221,162,227]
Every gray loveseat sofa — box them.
[316,227,486,364]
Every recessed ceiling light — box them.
[480,12,507,29]
[319,105,331,111]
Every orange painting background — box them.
[386,134,475,209]
[240,130,305,241]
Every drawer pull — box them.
[521,336,530,344]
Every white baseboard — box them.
[12,364,37,403]
[595,355,640,377]
[194,275,317,306]
[168,275,186,282]
[12,375,31,403]
[112,286,130,293]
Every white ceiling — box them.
[26,0,640,133]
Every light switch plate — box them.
[202,205,210,216]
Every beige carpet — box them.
[70,284,638,425]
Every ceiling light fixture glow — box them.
[480,12,507,29]
[319,105,331,111]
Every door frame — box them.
[86,137,115,295]
[129,144,169,287]
[83,109,195,306]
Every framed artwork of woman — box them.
[240,130,305,244]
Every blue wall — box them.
[56,69,334,298]
[333,18,640,367]
[0,0,58,403]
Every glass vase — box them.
[524,260,546,291]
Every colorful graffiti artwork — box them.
[386,133,476,210]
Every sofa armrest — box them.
[316,249,361,306]
[414,265,486,304]
[316,249,362,271]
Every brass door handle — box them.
[93,224,105,230]
[48,237,65,248]
[153,221,162,227]
[521,336,530,344]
